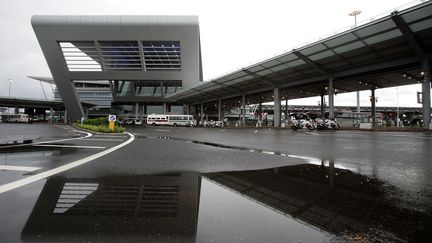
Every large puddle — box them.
[19,163,431,242]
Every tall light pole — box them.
[8,79,13,97]
[349,10,362,114]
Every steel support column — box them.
[371,88,376,127]
[274,88,281,127]
[200,103,204,122]
[357,91,360,113]
[328,77,334,119]
[183,104,189,115]
[139,103,144,124]
[50,107,53,124]
[422,60,431,129]
[218,99,222,121]
[64,109,68,124]
[320,93,325,118]
[135,103,139,120]
[163,103,167,114]
[241,94,246,127]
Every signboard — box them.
[108,115,116,131]
[108,115,117,122]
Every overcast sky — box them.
[0,0,427,107]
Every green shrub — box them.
[74,123,125,133]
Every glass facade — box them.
[114,80,182,97]
[142,41,181,70]
[59,40,181,72]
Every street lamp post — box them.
[349,10,362,114]
[8,79,13,97]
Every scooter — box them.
[291,119,315,131]
[316,118,340,130]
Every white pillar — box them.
[218,99,222,121]
[274,88,281,127]
[200,103,204,122]
[356,91,360,113]
[329,77,334,119]
[242,94,246,127]
[50,107,54,124]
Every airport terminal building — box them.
[31,2,432,128]
[32,15,203,121]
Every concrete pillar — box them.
[241,94,246,127]
[135,102,139,120]
[183,104,189,115]
[163,103,168,114]
[371,87,376,127]
[14,106,19,114]
[200,103,204,122]
[285,98,289,124]
[218,99,222,121]
[320,93,325,118]
[144,104,147,115]
[50,107,54,124]
[328,77,334,119]
[139,103,144,123]
[64,109,68,124]
[356,91,360,113]
[422,60,431,129]
[259,102,263,120]
[274,88,281,127]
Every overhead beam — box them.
[242,68,276,87]
[391,11,425,61]
[212,80,244,94]
[292,50,329,78]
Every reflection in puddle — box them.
[21,163,431,242]
[204,164,431,242]
[22,173,200,242]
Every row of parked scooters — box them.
[290,113,340,131]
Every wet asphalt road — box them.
[0,124,431,242]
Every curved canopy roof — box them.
[167,1,432,104]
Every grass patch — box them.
[74,123,125,133]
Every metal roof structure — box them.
[0,96,96,109]
[167,1,432,105]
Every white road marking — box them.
[95,135,128,138]
[0,132,135,194]
[343,146,355,149]
[33,144,106,149]
[0,131,92,149]
[0,165,42,172]
[392,134,432,140]
[305,132,319,136]
[155,129,171,132]
[82,138,124,141]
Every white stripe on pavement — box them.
[0,132,135,194]
[155,129,171,132]
[33,144,106,149]
[0,165,42,172]
[83,138,124,141]
[305,132,319,136]
[0,130,92,149]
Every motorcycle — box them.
[315,118,340,130]
[291,118,315,131]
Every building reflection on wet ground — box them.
[20,162,431,242]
